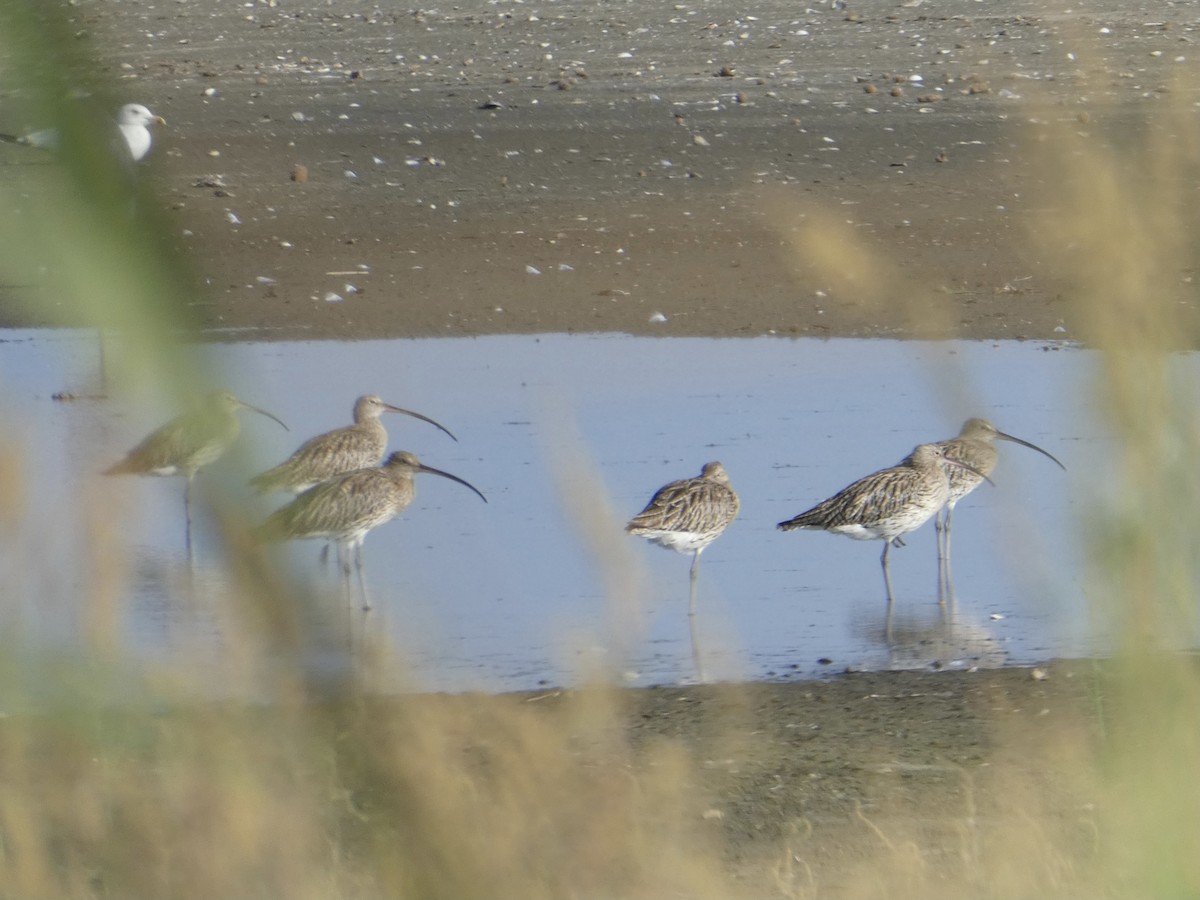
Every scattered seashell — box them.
[649,312,667,324]
[692,133,710,146]
[525,265,542,275]
[324,292,344,303]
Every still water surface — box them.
[0,330,1108,693]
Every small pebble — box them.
[291,164,308,183]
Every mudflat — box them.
[4,0,1189,341]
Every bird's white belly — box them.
[827,523,891,542]
[638,530,710,554]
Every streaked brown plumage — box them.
[912,418,1065,593]
[777,443,985,604]
[251,394,456,494]
[104,390,288,548]
[626,461,739,619]
[259,450,486,609]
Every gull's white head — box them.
[116,103,166,161]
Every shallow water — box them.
[0,330,1109,693]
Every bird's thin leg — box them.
[942,505,957,609]
[184,476,194,559]
[935,508,946,571]
[688,550,702,619]
[688,549,706,681]
[319,542,330,568]
[880,540,895,606]
[935,509,948,605]
[355,541,372,611]
[97,327,109,397]
[689,604,707,683]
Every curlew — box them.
[777,443,987,605]
[104,390,288,548]
[912,418,1065,594]
[626,462,740,620]
[251,394,457,495]
[258,450,486,609]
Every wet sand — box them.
[4,0,1193,340]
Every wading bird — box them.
[777,444,987,605]
[251,394,457,495]
[104,390,288,549]
[258,451,486,609]
[627,461,739,681]
[626,461,740,619]
[913,418,1065,596]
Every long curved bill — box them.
[944,456,995,487]
[995,430,1066,470]
[239,400,289,432]
[418,463,487,503]
[384,403,458,442]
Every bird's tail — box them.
[253,515,287,544]
[102,457,138,476]
[249,467,285,494]
[777,513,821,531]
